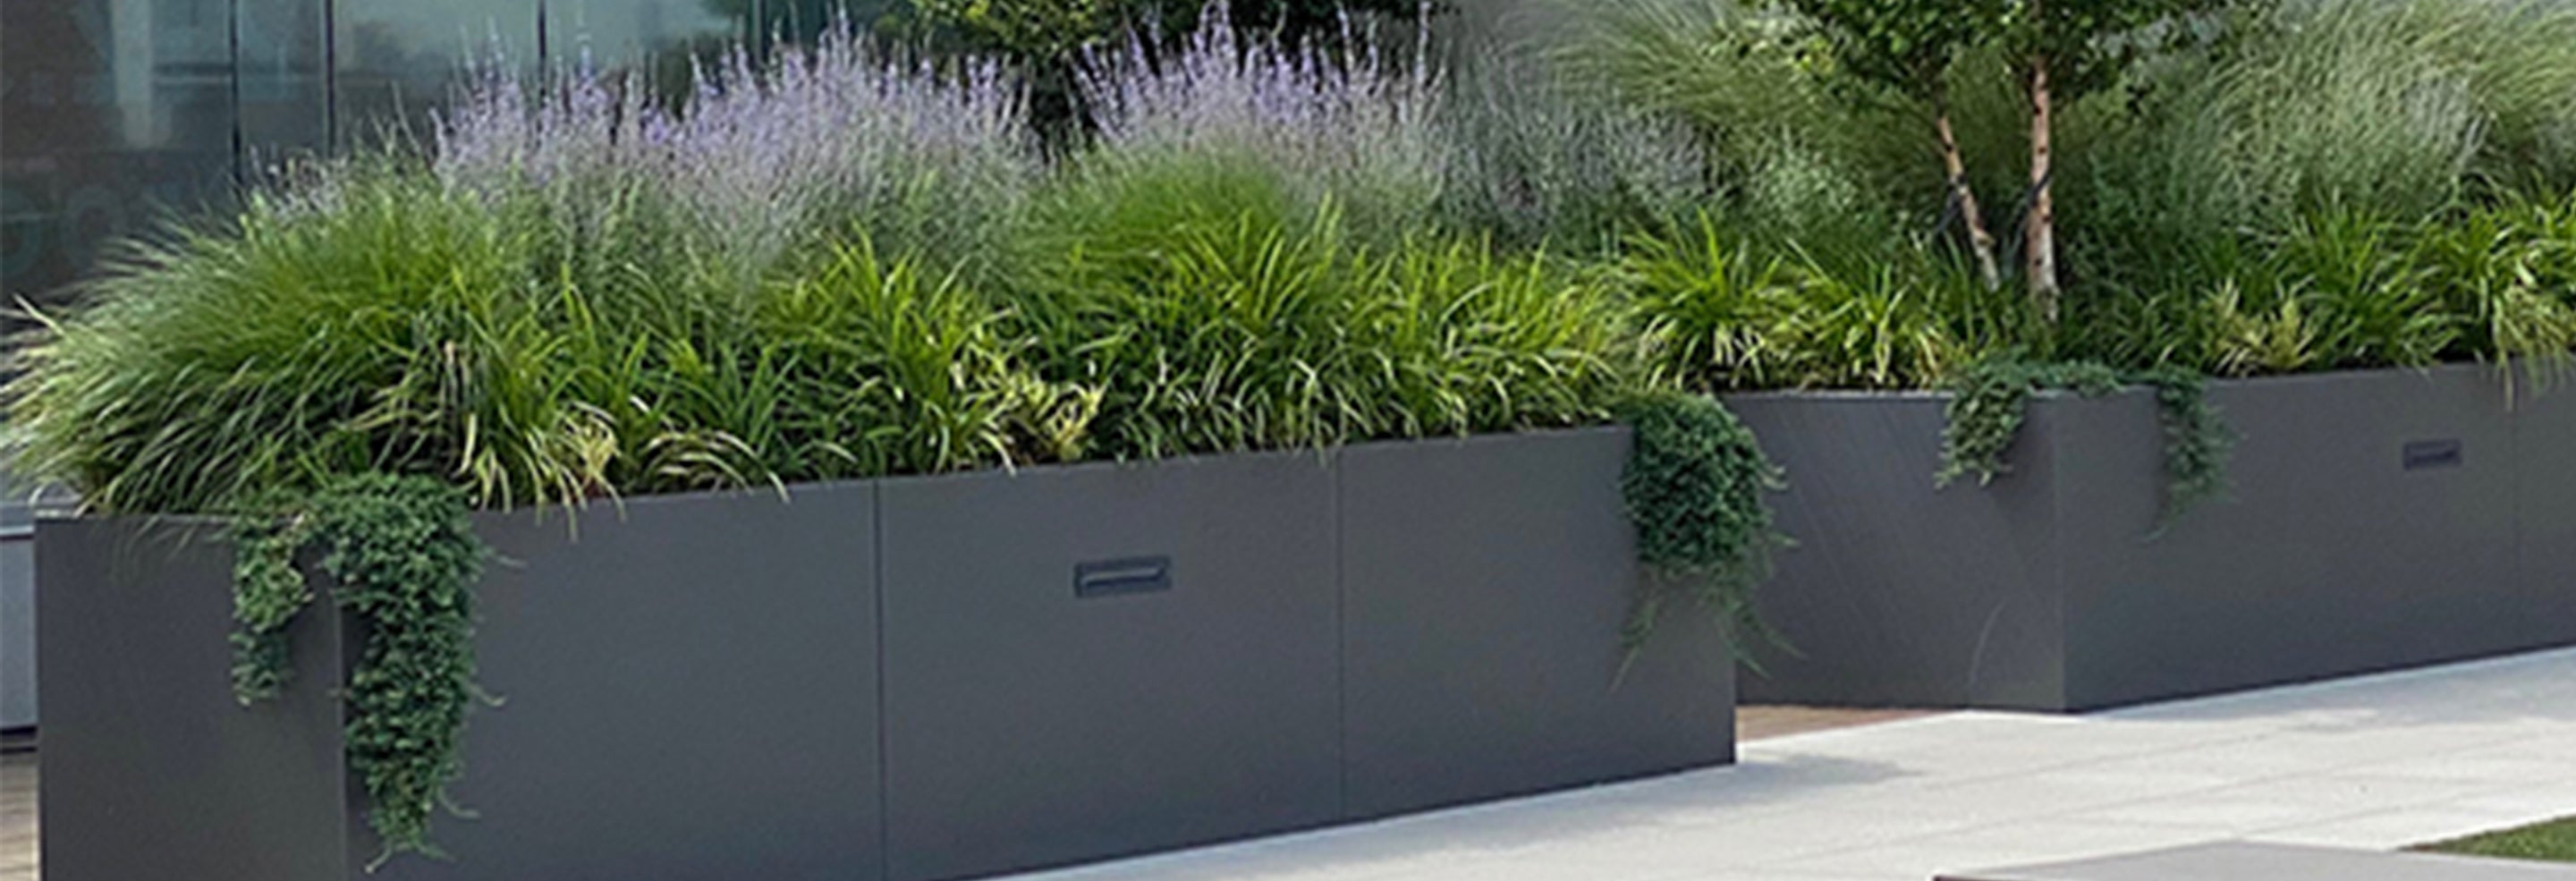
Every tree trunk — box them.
[1933,94,2003,292]
[2025,54,2062,322]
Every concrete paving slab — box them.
[1936,842,2576,881]
[1001,648,2576,881]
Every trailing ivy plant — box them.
[1617,393,1789,674]
[1936,359,2120,487]
[229,472,488,868]
[1937,358,2233,526]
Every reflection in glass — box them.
[238,0,329,175]
[334,0,537,147]
[1,0,238,306]
[551,0,743,105]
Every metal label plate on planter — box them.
[1075,556,1173,598]
[2404,439,2464,470]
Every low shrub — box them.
[1007,149,1646,459]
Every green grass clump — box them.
[1006,150,1647,461]
[2420,817,2576,864]
[7,145,1665,516]
[1626,215,2035,393]
[6,174,598,514]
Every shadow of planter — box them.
[37,428,1733,881]
[1730,364,2576,711]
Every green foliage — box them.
[230,473,487,866]
[1937,358,2120,487]
[2196,197,2576,379]
[1007,150,1645,459]
[1627,214,2038,392]
[2420,816,2576,864]
[1777,0,2007,104]
[229,507,315,703]
[4,174,604,515]
[1617,392,1787,666]
[2135,364,2232,523]
[2067,0,2576,302]
[2003,0,2236,102]
[1434,52,1712,254]
[1937,358,2233,525]
[1555,0,1928,241]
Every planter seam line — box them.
[872,481,890,881]
[1331,451,1350,821]
[2047,401,2072,712]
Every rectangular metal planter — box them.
[1730,365,2574,711]
[40,487,885,881]
[1339,428,1735,819]
[37,431,1736,881]
[374,486,883,881]
[3,494,38,732]
[877,453,1343,881]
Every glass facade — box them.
[2,0,1535,309]
[0,0,747,307]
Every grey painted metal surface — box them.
[1939,842,2576,880]
[1,500,34,731]
[376,487,883,881]
[2059,368,2535,709]
[1340,428,1734,819]
[879,454,1342,881]
[1723,394,2067,710]
[38,433,1722,881]
[2515,376,2576,659]
[1733,366,2576,711]
[38,519,350,881]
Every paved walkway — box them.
[5,651,2572,881]
[0,751,30,881]
[1009,648,2576,881]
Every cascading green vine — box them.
[1617,393,1789,673]
[1937,359,2235,526]
[228,472,488,867]
[1936,360,2122,487]
[2133,365,2233,523]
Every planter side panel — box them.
[2515,381,2576,644]
[1340,429,1734,820]
[3,497,33,730]
[2060,368,2529,709]
[1723,396,2068,710]
[880,456,1340,881]
[373,487,883,881]
[36,520,348,881]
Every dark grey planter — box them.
[1340,428,1734,819]
[2,493,38,732]
[877,453,1343,881]
[37,519,351,881]
[39,487,886,881]
[38,430,1734,881]
[1730,364,2576,711]
[374,486,884,881]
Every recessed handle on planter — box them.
[1075,556,1172,598]
[2403,439,2463,471]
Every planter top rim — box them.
[1724,362,2504,403]
[37,425,1632,526]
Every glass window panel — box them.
[2,0,237,309]
[549,0,746,102]
[334,0,538,149]
[237,0,328,177]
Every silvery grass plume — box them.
[1436,52,1710,251]
[435,27,1033,276]
[1083,6,1445,232]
